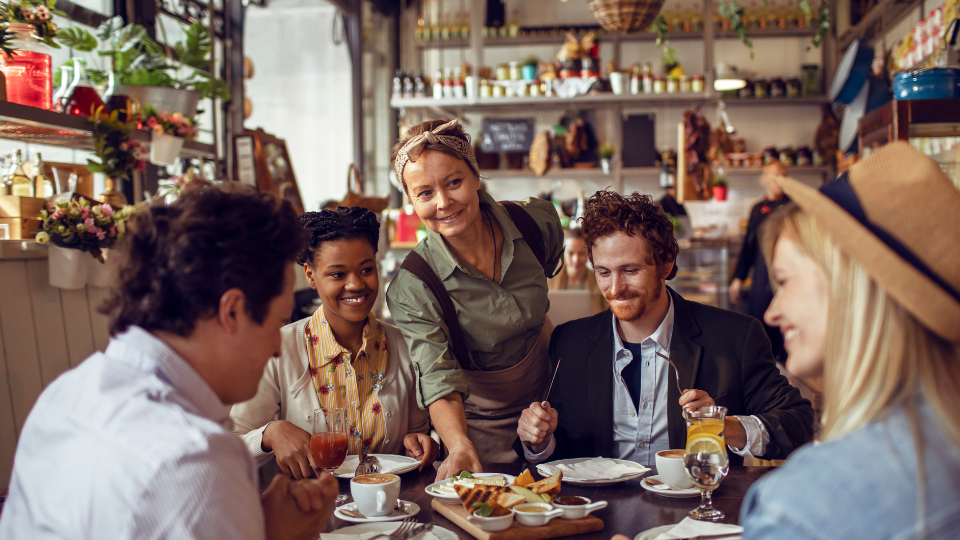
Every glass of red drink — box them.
[312,407,349,504]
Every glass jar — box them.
[64,57,104,116]
[1,23,53,110]
[680,76,692,93]
[692,75,705,93]
[479,79,491,98]
[666,77,679,93]
[769,77,786,98]
[738,80,755,99]
[509,61,521,81]
[754,78,769,98]
[786,78,801,98]
[496,64,509,81]
[653,76,666,94]
[779,146,795,166]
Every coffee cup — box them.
[350,473,401,517]
[655,449,694,489]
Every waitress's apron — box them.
[461,319,553,464]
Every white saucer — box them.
[634,524,675,540]
[425,473,516,504]
[334,500,421,523]
[537,458,649,485]
[639,475,700,498]
[323,521,457,540]
[334,454,421,479]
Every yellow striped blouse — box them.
[304,306,389,454]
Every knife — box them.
[540,358,561,410]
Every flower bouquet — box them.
[0,0,64,47]
[87,106,147,207]
[143,107,197,165]
[36,197,135,288]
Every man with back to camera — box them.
[0,184,337,540]
[516,190,813,467]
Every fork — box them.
[371,518,418,540]
[656,351,684,396]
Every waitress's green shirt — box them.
[385,190,563,409]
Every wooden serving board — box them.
[431,499,604,540]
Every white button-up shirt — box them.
[0,327,266,539]
[525,296,769,465]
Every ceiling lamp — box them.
[714,63,746,91]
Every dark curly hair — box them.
[580,190,679,280]
[100,183,306,337]
[390,118,473,194]
[297,206,381,266]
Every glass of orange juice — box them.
[683,406,729,521]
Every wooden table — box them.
[331,464,774,539]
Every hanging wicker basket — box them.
[587,0,665,34]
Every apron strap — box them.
[500,200,547,273]
[399,250,473,371]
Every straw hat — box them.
[775,142,960,343]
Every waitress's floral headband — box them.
[393,119,480,185]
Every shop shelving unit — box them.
[395,0,836,193]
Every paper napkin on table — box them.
[335,455,414,476]
[537,457,650,481]
[322,528,440,540]
[652,517,743,540]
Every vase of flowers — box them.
[144,107,197,165]
[87,107,147,206]
[0,0,62,109]
[36,197,135,288]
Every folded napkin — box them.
[652,517,743,540]
[322,528,440,540]
[538,457,650,481]
[335,455,414,476]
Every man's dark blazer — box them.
[517,288,814,466]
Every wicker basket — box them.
[587,0,665,34]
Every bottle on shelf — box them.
[452,67,464,98]
[64,58,105,117]
[461,11,471,39]
[430,14,441,40]
[441,12,451,40]
[508,9,520,37]
[8,150,33,197]
[402,71,414,99]
[52,65,73,113]
[31,152,54,198]
[415,13,426,41]
[1,23,53,110]
[570,190,585,229]
[451,12,462,40]
[414,70,426,99]
[442,67,453,98]
[392,70,403,100]
[0,155,11,196]
[433,69,444,99]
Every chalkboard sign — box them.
[481,118,535,152]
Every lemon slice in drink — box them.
[685,434,725,455]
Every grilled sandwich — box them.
[453,484,526,515]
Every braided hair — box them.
[297,206,381,266]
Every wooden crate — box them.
[0,218,41,240]
[0,196,45,219]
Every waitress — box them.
[386,119,563,479]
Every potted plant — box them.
[35,196,135,288]
[598,143,615,174]
[0,0,63,108]
[710,175,729,201]
[56,17,229,116]
[143,106,198,165]
[87,106,147,207]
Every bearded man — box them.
[514,190,814,467]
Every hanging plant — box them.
[716,0,829,55]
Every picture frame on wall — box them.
[234,129,305,214]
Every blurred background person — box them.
[730,160,790,363]
[548,229,607,315]
[740,143,960,538]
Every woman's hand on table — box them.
[404,432,440,471]
[263,420,318,479]
[435,441,483,481]
[262,472,339,540]
[517,402,558,453]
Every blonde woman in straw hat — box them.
[386,119,564,480]
[737,142,960,538]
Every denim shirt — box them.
[741,399,960,539]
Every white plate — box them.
[424,473,517,504]
[334,454,421,479]
[323,521,457,540]
[639,475,701,498]
[634,524,675,540]
[334,500,421,523]
[536,458,649,486]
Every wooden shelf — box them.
[0,101,215,159]
[392,93,829,111]
[414,27,819,49]
[480,165,832,180]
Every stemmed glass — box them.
[683,406,730,521]
[312,407,349,504]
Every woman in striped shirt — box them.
[231,207,438,479]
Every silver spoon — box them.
[645,477,685,491]
[656,351,684,396]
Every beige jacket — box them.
[230,316,430,467]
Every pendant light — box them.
[714,62,746,91]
